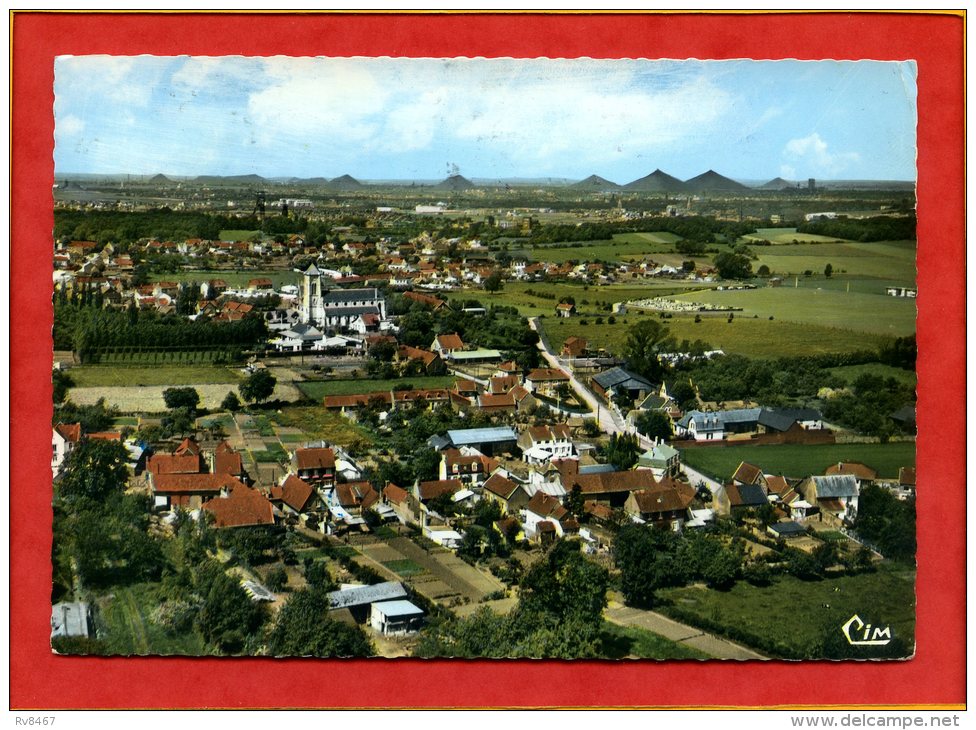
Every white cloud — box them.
[782,132,860,176]
[55,55,158,108]
[56,114,84,137]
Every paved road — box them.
[606,605,766,660]
[529,317,627,436]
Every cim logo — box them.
[842,614,892,646]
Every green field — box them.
[540,315,894,359]
[218,229,262,241]
[677,442,916,481]
[382,559,426,577]
[95,583,207,656]
[828,363,917,386]
[149,269,299,289]
[515,231,682,264]
[659,564,916,659]
[744,227,852,244]
[599,621,711,660]
[298,375,456,400]
[447,281,716,318]
[750,240,916,282]
[270,406,375,449]
[68,364,242,387]
[665,286,916,336]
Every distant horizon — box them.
[53,170,916,186]
[55,57,918,183]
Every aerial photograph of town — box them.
[49,56,918,661]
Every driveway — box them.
[606,605,766,660]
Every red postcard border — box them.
[10,11,966,710]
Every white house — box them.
[52,422,81,477]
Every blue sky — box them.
[54,56,917,182]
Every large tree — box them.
[713,251,753,280]
[267,589,374,658]
[57,439,129,503]
[162,386,201,412]
[622,319,672,382]
[239,369,277,404]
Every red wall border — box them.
[10,11,965,710]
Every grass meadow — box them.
[68,364,242,387]
[539,314,894,359]
[297,375,456,400]
[677,441,916,481]
[658,564,916,659]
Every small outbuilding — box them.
[370,600,425,635]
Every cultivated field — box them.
[659,564,916,660]
[68,365,242,387]
[68,382,303,412]
[540,315,895,359]
[677,442,916,481]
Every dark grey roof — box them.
[593,366,654,392]
[757,410,798,432]
[579,463,617,475]
[678,408,761,430]
[736,483,768,506]
[637,394,668,410]
[322,288,383,305]
[427,434,452,451]
[327,581,407,610]
[813,475,859,498]
[322,305,380,317]
[769,521,807,537]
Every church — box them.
[300,264,387,330]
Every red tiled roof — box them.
[202,485,275,528]
[54,422,82,443]
[825,462,878,481]
[295,447,335,470]
[483,473,521,500]
[147,453,205,475]
[383,483,410,505]
[214,448,244,477]
[87,431,123,441]
[489,375,520,394]
[336,481,378,511]
[154,472,241,495]
[583,500,613,520]
[629,479,696,516]
[526,368,570,382]
[403,291,446,309]
[478,393,516,410]
[526,491,569,522]
[561,463,659,495]
[435,333,465,351]
[323,392,393,409]
[174,438,202,456]
[898,466,916,487]
[418,479,463,501]
[732,461,764,485]
[392,388,450,404]
[453,378,480,394]
[271,475,316,512]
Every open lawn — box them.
[540,314,894,359]
[95,583,207,656]
[677,441,915,481]
[382,559,426,577]
[598,621,711,660]
[149,269,299,289]
[68,365,242,387]
[270,406,374,448]
[665,287,916,336]
[298,375,456,400]
[658,564,916,659]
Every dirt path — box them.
[606,605,766,660]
